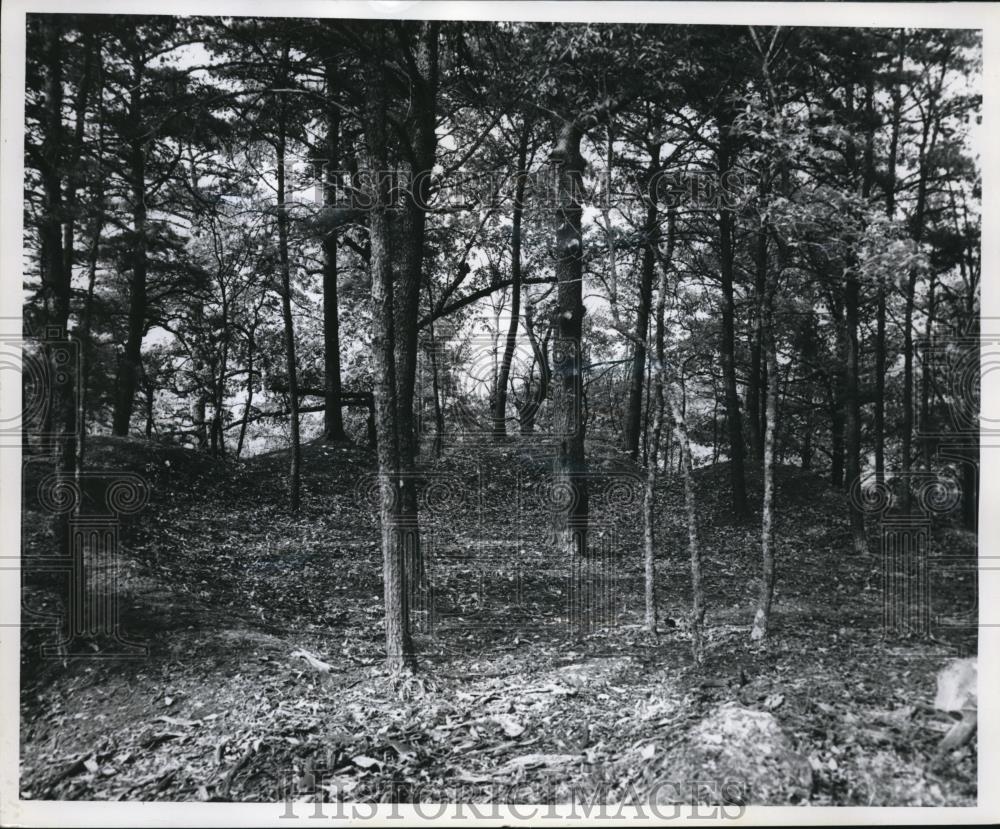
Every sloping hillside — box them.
[18,438,977,805]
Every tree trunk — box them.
[623,146,661,461]
[751,286,779,641]
[845,265,868,554]
[667,382,704,662]
[425,277,445,457]
[236,324,256,460]
[493,123,530,440]
[550,123,589,558]
[642,378,664,633]
[38,16,77,561]
[276,43,301,513]
[717,106,748,517]
[901,56,939,510]
[920,272,938,469]
[518,296,550,434]
[394,22,438,592]
[747,219,768,461]
[641,206,670,634]
[113,50,148,436]
[322,57,347,442]
[366,37,414,674]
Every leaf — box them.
[494,715,525,738]
[389,741,418,761]
[351,754,382,769]
[153,715,201,727]
[290,649,333,673]
[501,753,577,770]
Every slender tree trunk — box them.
[276,44,301,513]
[874,276,886,482]
[322,58,347,443]
[830,390,845,488]
[920,273,938,469]
[624,145,661,461]
[39,17,77,563]
[550,122,589,557]
[641,206,670,634]
[801,399,813,471]
[845,265,867,554]
[666,382,704,661]
[113,52,147,436]
[717,107,748,517]
[394,22,438,592]
[747,219,768,461]
[236,324,256,460]
[518,297,549,434]
[493,124,530,440]
[365,37,414,674]
[642,380,664,633]
[425,277,445,457]
[751,285,779,641]
[902,53,941,510]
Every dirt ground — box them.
[18,438,977,805]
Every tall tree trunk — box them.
[425,277,445,457]
[38,17,77,561]
[920,272,938,469]
[112,52,148,436]
[550,122,588,558]
[901,49,942,510]
[236,323,256,460]
[874,276,886,482]
[365,35,414,674]
[666,381,704,662]
[394,22,438,591]
[642,378,664,633]
[493,123,530,440]
[641,207,670,634]
[830,385,845,488]
[623,144,661,461]
[276,43,301,513]
[751,284,779,641]
[845,266,867,554]
[717,106,749,517]
[322,57,347,442]
[747,208,768,461]
[518,296,549,434]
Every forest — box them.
[18,13,981,808]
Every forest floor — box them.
[18,436,978,807]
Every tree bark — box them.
[747,224,767,461]
[751,281,779,641]
[550,123,589,558]
[623,145,661,461]
[717,106,749,517]
[920,272,937,469]
[493,123,530,440]
[365,30,414,674]
[112,49,148,436]
[845,265,868,554]
[322,57,347,442]
[393,22,438,592]
[38,17,77,561]
[276,42,301,513]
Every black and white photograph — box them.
[1,0,997,824]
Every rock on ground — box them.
[651,702,813,805]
